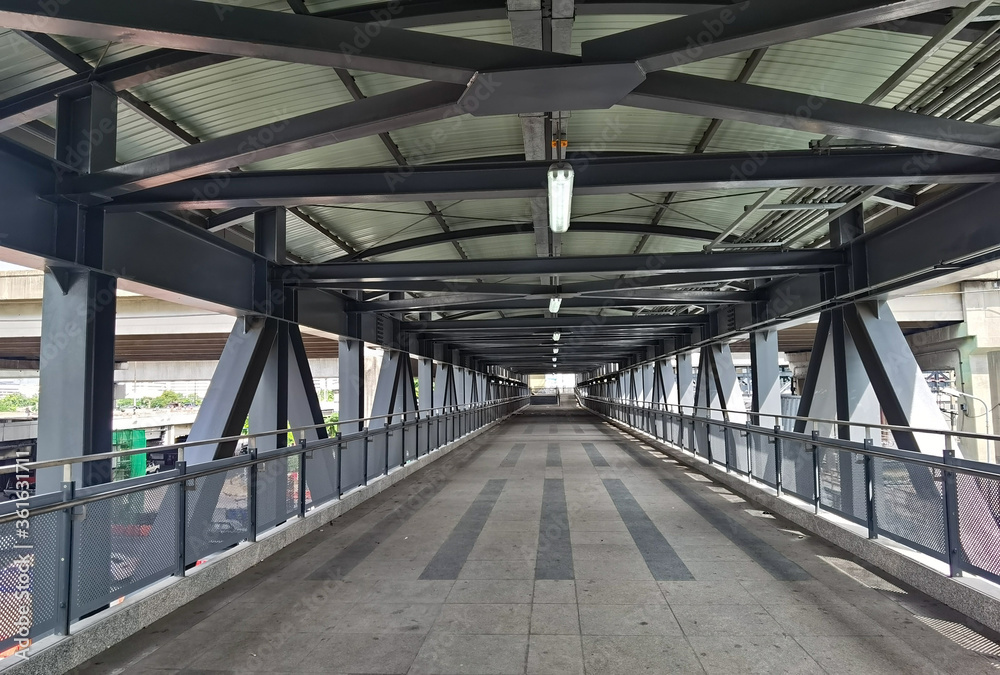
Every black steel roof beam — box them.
[408,314,705,331]
[582,0,961,72]
[0,0,576,84]
[0,49,232,133]
[349,221,733,260]
[60,81,466,199]
[287,249,843,283]
[353,291,753,313]
[624,71,1000,160]
[103,149,1000,212]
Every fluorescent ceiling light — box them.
[553,348,559,354]
[548,297,562,314]
[547,162,574,234]
[552,331,561,342]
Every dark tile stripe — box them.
[524,423,534,435]
[536,478,574,580]
[582,442,610,467]
[660,478,811,581]
[615,440,656,467]
[549,424,558,434]
[573,425,584,434]
[308,445,481,580]
[603,478,694,581]
[500,443,525,468]
[419,479,507,580]
[546,442,561,468]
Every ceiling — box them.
[0,0,997,373]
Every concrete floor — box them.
[70,407,1000,674]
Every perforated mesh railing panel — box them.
[185,467,249,566]
[750,432,777,487]
[305,442,339,507]
[874,458,947,560]
[72,483,179,619]
[708,422,726,465]
[730,427,750,475]
[0,509,59,651]
[782,438,815,502]
[819,448,868,525]
[256,456,297,532]
[340,438,365,493]
[956,473,1000,583]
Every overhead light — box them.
[552,331,561,342]
[552,356,557,362]
[553,348,559,354]
[548,297,562,314]
[547,162,574,234]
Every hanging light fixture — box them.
[552,331,561,342]
[553,347,559,354]
[548,296,562,314]
[552,356,557,362]
[547,162,574,234]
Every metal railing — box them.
[0,396,528,657]
[579,393,1000,593]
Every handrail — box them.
[0,397,530,524]
[578,394,1000,480]
[0,396,529,476]
[578,393,998,446]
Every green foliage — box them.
[325,412,339,435]
[118,390,202,410]
[0,393,38,412]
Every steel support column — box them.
[750,329,781,427]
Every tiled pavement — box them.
[70,407,1000,674]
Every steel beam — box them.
[62,82,466,199]
[292,250,843,283]
[582,0,958,72]
[354,291,755,313]
[408,315,706,332]
[187,317,279,464]
[625,71,1000,160]
[35,269,117,492]
[749,329,781,427]
[349,221,736,259]
[0,0,575,84]
[103,149,1000,211]
[0,49,232,133]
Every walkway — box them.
[69,408,1000,674]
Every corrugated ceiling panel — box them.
[0,30,71,98]
[132,58,357,141]
[442,199,534,227]
[572,193,659,225]
[459,234,536,259]
[390,115,524,164]
[308,203,448,252]
[373,241,464,262]
[568,107,709,154]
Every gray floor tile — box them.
[446,579,534,604]
[579,604,682,636]
[527,635,585,675]
[409,634,529,675]
[530,602,580,634]
[687,636,825,675]
[582,636,706,674]
[433,603,532,634]
[576,579,667,605]
[533,579,577,603]
[671,603,786,636]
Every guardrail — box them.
[0,396,528,658]
[578,393,1000,593]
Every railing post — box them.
[362,428,370,485]
[247,445,258,543]
[943,449,963,577]
[385,428,391,476]
[773,426,783,497]
[811,430,821,515]
[723,424,732,472]
[298,436,309,518]
[335,433,343,499]
[176,459,188,577]
[55,475,75,635]
[864,438,877,540]
[746,422,753,479]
